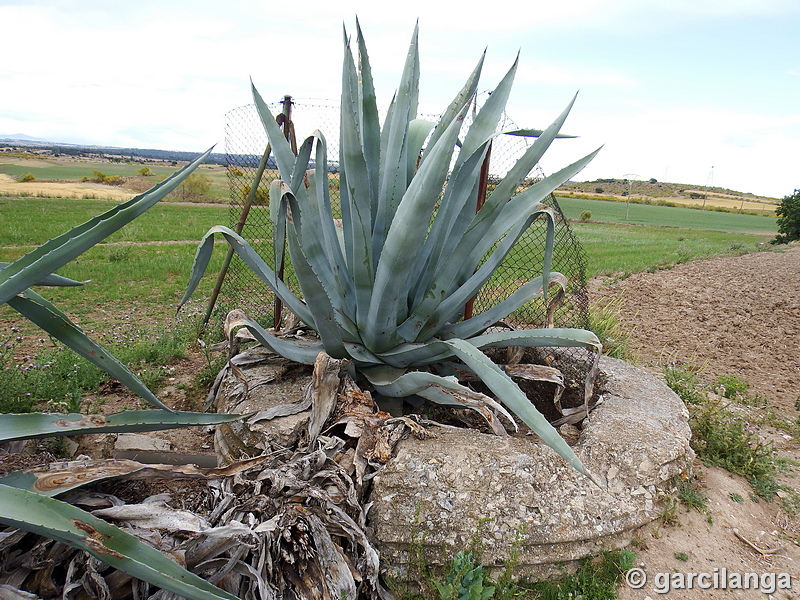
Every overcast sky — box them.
[2,0,799,198]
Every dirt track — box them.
[592,245,800,412]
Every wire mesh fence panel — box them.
[221,100,342,327]
[221,98,593,404]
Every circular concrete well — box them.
[212,349,693,583]
[367,356,694,580]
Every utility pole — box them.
[623,173,638,220]
[702,166,714,210]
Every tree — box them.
[137,166,153,177]
[773,189,800,244]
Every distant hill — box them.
[0,139,776,204]
[558,178,777,204]
[0,138,229,167]
[0,133,49,143]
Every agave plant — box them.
[182,21,602,477]
[0,152,249,600]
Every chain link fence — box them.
[219,98,593,404]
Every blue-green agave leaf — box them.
[283,195,350,357]
[0,263,86,287]
[374,23,420,257]
[440,273,567,339]
[0,410,246,443]
[361,365,514,435]
[456,55,517,170]
[407,207,554,342]
[484,94,579,216]
[179,226,316,329]
[0,484,242,600]
[355,19,381,211]
[251,83,296,183]
[7,289,171,410]
[0,149,212,304]
[469,327,602,352]
[406,118,436,181]
[270,179,288,282]
[226,314,327,365]
[365,104,467,352]
[339,34,376,313]
[505,129,577,139]
[451,147,601,287]
[442,338,587,475]
[406,139,491,313]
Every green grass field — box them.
[0,197,229,246]
[0,197,230,337]
[0,186,780,332]
[555,195,777,234]
[573,222,771,277]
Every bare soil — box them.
[592,244,800,599]
[591,245,800,413]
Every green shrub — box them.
[88,169,108,183]
[579,210,592,221]
[17,172,36,183]
[690,398,782,499]
[176,172,212,201]
[772,188,800,244]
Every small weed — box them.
[107,245,132,263]
[493,525,527,600]
[712,374,749,399]
[432,551,495,600]
[674,552,689,562]
[736,393,770,408]
[781,490,800,515]
[663,363,707,404]
[527,549,636,600]
[665,363,788,503]
[589,298,635,360]
[728,493,744,503]
[659,496,679,526]
[765,410,800,438]
[676,476,707,512]
[630,534,647,550]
